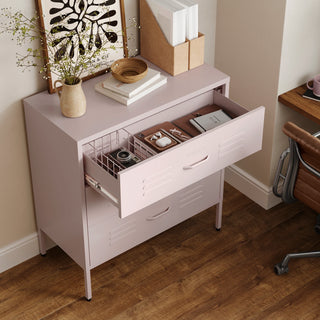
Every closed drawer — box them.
[86,186,173,268]
[86,172,221,268]
[84,90,265,218]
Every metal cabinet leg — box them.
[215,169,225,231]
[215,201,222,231]
[84,269,92,301]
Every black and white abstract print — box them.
[39,0,125,88]
[48,0,121,61]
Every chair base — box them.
[274,251,320,275]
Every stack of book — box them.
[146,0,198,46]
[95,67,167,106]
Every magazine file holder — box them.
[140,0,189,76]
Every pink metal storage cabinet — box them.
[24,62,265,300]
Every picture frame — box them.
[36,0,128,93]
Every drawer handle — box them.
[146,207,170,221]
[85,174,119,205]
[183,155,209,170]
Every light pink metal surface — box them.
[24,106,90,270]
[86,172,221,268]
[23,61,264,300]
[23,60,230,144]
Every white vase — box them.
[54,79,86,118]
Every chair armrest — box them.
[294,142,320,178]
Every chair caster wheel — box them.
[86,298,91,302]
[216,227,221,231]
[274,263,288,275]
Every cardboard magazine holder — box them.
[189,32,205,69]
[140,0,204,76]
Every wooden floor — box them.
[1,183,320,320]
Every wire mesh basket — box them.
[84,129,156,178]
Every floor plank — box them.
[1,183,320,320]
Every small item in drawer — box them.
[189,109,232,133]
[173,104,226,137]
[109,147,141,169]
[155,136,172,148]
[144,130,178,152]
[168,128,190,141]
[135,122,191,153]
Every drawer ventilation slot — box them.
[179,184,204,208]
[218,132,245,160]
[142,167,174,196]
[109,220,136,245]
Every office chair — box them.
[273,121,320,275]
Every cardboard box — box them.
[140,0,204,76]
[188,32,205,70]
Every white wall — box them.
[278,0,320,94]
[0,0,217,271]
[271,0,320,173]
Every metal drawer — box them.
[86,172,221,268]
[83,90,265,218]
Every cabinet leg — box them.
[215,202,222,231]
[215,169,225,231]
[38,229,47,256]
[84,269,92,301]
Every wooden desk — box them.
[278,84,320,124]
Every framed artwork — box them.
[36,0,128,93]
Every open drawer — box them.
[83,90,265,218]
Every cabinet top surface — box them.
[24,61,229,143]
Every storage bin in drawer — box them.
[84,92,265,219]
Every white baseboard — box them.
[0,232,40,273]
[0,232,56,273]
[225,165,282,210]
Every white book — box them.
[189,110,232,133]
[173,0,198,40]
[95,75,167,106]
[103,68,161,98]
[146,0,187,46]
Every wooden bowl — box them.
[110,58,148,84]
